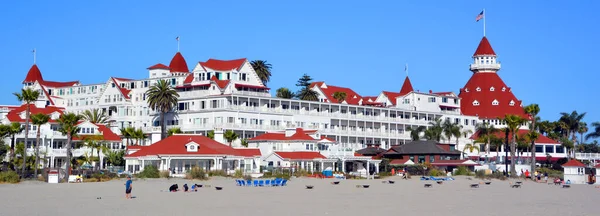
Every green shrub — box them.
[0,171,20,183]
[454,166,470,176]
[208,170,226,177]
[293,169,309,177]
[160,171,170,178]
[475,170,487,179]
[428,169,444,177]
[233,169,244,178]
[243,175,253,181]
[137,165,160,178]
[186,167,208,180]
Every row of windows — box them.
[193,72,249,82]
[51,85,102,96]
[472,100,515,106]
[465,86,507,93]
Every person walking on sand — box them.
[124,176,133,199]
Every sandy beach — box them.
[0,176,597,216]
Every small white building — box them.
[124,134,261,176]
[263,151,336,173]
[562,160,587,184]
[247,127,337,157]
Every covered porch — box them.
[337,156,382,179]
[125,155,254,177]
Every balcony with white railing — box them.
[26,146,124,157]
[575,153,600,161]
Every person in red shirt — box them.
[525,170,530,180]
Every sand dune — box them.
[0,176,597,216]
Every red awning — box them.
[175,84,210,89]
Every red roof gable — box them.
[147,63,170,70]
[199,58,246,71]
[249,128,318,141]
[23,64,43,83]
[183,73,194,84]
[562,160,586,167]
[274,151,326,160]
[235,148,261,157]
[399,76,414,95]
[210,75,230,89]
[5,104,64,123]
[470,129,559,144]
[111,78,131,99]
[473,36,496,56]
[73,123,121,142]
[382,91,402,105]
[459,72,527,119]
[41,80,79,88]
[127,135,251,157]
[169,52,189,73]
[310,81,362,105]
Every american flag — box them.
[476,11,484,22]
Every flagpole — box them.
[483,8,486,37]
[177,37,180,52]
[33,49,36,64]
[405,63,408,77]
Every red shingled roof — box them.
[236,148,262,157]
[199,58,246,71]
[274,151,326,160]
[23,64,43,83]
[562,160,586,167]
[310,81,362,104]
[473,36,496,56]
[73,123,121,142]
[183,73,194,84]
[5,104,64,123]
[111,78,131,99]
[459,72,527,119]
[126,135,252,157]
[147,63,170,70]
[210,75,230,89]
[249,128,319,141]
[41,80,79,88]
[169,52,189,73]
[382,91,402,105]
[399,76,414,95]
[470,129,559,144]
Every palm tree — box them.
[224,130,238,147]
[6,122,24,169]
[120,127,135,146]
[463,143,480,154]
[14,88,40,176]
[146,79,179,140]
[524,104,540,173]
[406,126,425,141]
[585,122,600,141]
[332,91,347,103]
[83,134,104,169]
[250,60,272,86]
[578,122,588,144]
[206,130,215,139]
[559,111,586,157]
[442,119,454,143]
[503,114,525,177]
[57,112,82,182]
[489,136,504,160]
[425,119,443,142]
[132,128,146,145]
[240,138,248,147]
[475,122,498,155]
[275,87,294,99]
[167,127,183,137]
[81,108,110,124]
[296,88,319,101]
[31,113,50,177]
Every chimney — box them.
[213,127,225,144]
[429,90,432,94]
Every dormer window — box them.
[185,142,200,152]
[465,88,469,92]
[509,100,515,106]
[476,87,481,92]
[473,100,480,106]
[492,99,499,106]
[502,87,506,92]
[490,87,495,91]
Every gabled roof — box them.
[459,72,527,119]
[382,91,402,105]
[5,104,64,123]
[199,58,246,71]
[385,140,461,155]
[356,147,385,156]
[183,73,194,84]
[473,36,496,56]
[310,81,362,105]
[399,76,414,95]
[470,129,559,144]
[389,158,414,165]
[235,148,262,157]
[274,151,327,160]
[72,123,121,142]
[210,75,230,89]
[110,77,131,99]
[147,63,170,70]
[23,64,43,83]
[41,80,79,88]
[562,160,586,167]
[169,52,189,73]
[248,128,319,141]
[127,135,251,157]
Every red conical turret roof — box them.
[473,37,496,56]
[459,73,527,119]
[399,76,414,95]
[169,52,189,73]
[23,64,43,83]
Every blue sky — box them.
[1,1,598,132]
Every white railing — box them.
[178,91,212,99]
[575,153,600,160]
[234,91,270,97]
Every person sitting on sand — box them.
[183,184,189,192]
[169,184,179,192]
[76,174,83,183]
[191,184,197,192]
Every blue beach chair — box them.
[253,180,259,187]
[280,179,288,186]
[265,179,271,186]
[246,179,252,186]
[258,180,265,187]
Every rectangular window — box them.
[555,147,564,153]
[241,73,246,81]
[545,145,554,153]
[418,155,425,163]
[535,145,544,153]
[201,101,206,109]
[403,99,410,104]
[409,156,414,161]
[442,97,448,103]
[449,145,456,151]
[429,156,435,163]
[228,117,234,123]
[464,119,469,125]
[428,97,436,103]
[144,81,148,87]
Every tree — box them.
[81,108,110,124]
[57,112,82,182]
[442,119,455,143]
[559,111,586,157]
[206,130,215,139]
[463,143,480,154]
[5,122,24,169]
[502,114,525,177]
[103,149,125,166]
[83,134,104,170]
[146,79,179,140]
[224,130,238,147]
[295,74,319,101]
[14,88,40,176]
[167,127,183,137]
[585,122,600,141]
[578,122,588,144]
[31,113,50,177]
[332,91,347,103]
[250,60,272,86]
[406,126,425,141]
[240,138,249,147]
[120,127,135,146]
[424,118,443,142]
[524,103,540,174]
[275,87,295,99]
[132,128,146,145]
[475,122,499,155]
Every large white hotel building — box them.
[1,37,567,169]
